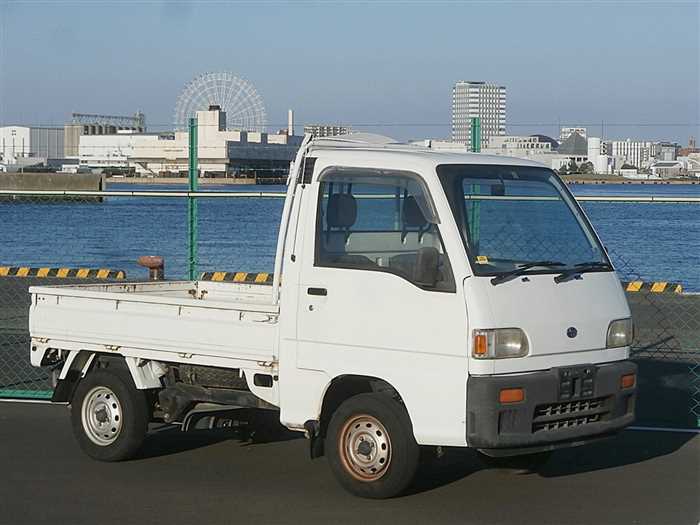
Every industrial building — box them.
[79,106,302,178]
[488,135,552,154]
[0,125,65,168]
[604,139,660,170]
[475,133,613,174]
[78,131,166,170]
[451,80,506,149]
[303,124,351,138]
[657,143,680,161]
[559,127,587,143]
[650,160,684,178]
[64,112,145,158]
[557,132,589,162]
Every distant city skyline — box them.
[0,1,698,144]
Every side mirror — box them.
[491,183,505,197]
[413,247,440,287]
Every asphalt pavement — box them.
[0,401,697,525]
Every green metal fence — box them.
[0,190,697,429]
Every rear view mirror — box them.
[414,247,440,287]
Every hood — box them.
[465,271,631,374]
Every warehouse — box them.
[79,107,301,178]
[0,125,65,167]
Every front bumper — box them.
[467,360,636,454]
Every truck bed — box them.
[29,280,279,366]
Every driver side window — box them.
[315,170,455,292]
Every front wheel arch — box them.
[325,392,419,498]
[314,375,409,456]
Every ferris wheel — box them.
[173,72,268,132]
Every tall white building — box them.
[451,81,506,149]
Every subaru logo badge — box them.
[567,327,578,338]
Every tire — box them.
[70,367,149,461]
[326,393,419,499]
[478,450,552,471]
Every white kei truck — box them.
[29,134,637,498]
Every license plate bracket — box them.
[557,365,597,400]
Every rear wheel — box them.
[71,368,149,461]
[326,393,419,499]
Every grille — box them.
[535,397,605,418]
[532,396,610,433]
[533,413,603,433]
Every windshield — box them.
[437,164,610,276]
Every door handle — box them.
[307,287,327,296]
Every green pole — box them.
[188,117,198,280]
[469,184,481,249]
[470,117,481,153]
[469,117,481,247]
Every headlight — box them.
[473,328,529,359]
[607,318,633,348]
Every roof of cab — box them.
[307,133,548,170]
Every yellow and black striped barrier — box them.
[0,267,125,280]
[198,274,684,292]
[624,281,683,294]
[199,271,273,285]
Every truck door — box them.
[294,167,470,446]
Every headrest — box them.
[403,196,427,228]
[327,193,357,228]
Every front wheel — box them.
[71,368,149,461]
[326,393,419,499]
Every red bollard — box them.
[137,256,165,281]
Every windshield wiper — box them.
[554,261,613,284]
[490,261,566,285]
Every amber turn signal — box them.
[499,387,524,404]
[621,373,636,389]
[474,333,488,356]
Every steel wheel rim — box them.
[339,414,392,481]
[81,386,123,446]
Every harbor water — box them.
[1,183,698,290]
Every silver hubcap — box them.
[339,415,391,481]
[81,386,123,446]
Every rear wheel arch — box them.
[53,352,129,403]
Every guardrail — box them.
[1,189,699,203]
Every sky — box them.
[0,0,698,144]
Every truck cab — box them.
[29,134,636,498]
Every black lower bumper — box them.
[467,360,637,454]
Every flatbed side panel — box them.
[28,281,279,314]
[32,339,275,377]
[29,281,196,295]
[30,293,277,363]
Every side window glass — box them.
[315,172,455,292]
